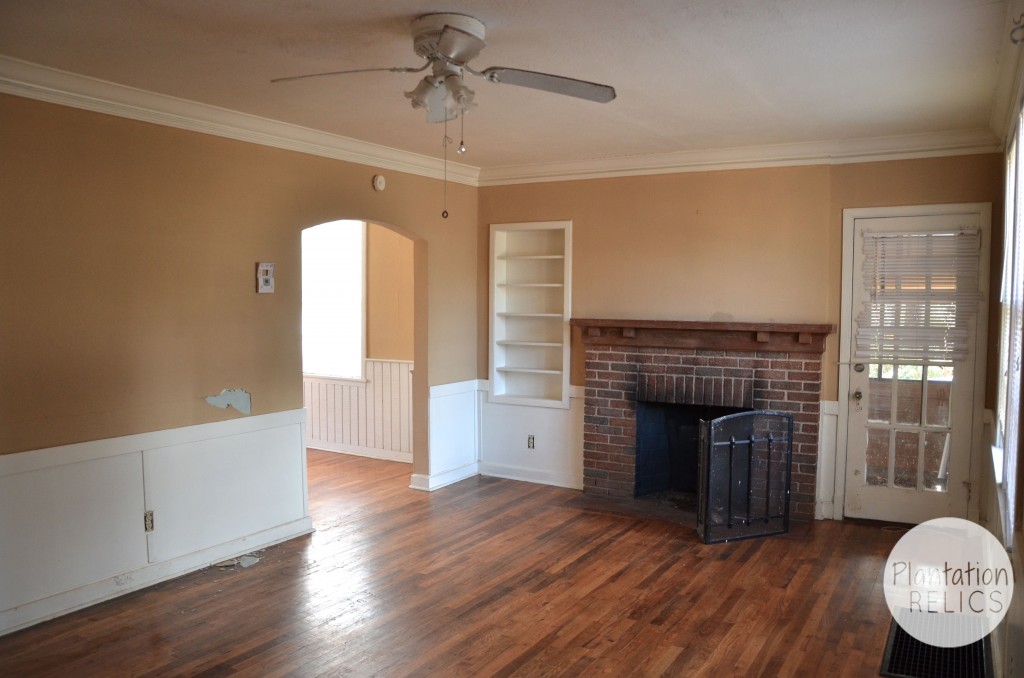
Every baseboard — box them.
[308,443,412,464]
[409,461,479,491]
[0,516,312,637]
[478,461,582,490]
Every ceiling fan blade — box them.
[479,67,616,103]
[435,25,485,64]
[271,63,428,84]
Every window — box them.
[855,228,981,364]
[996,127,1023,546]
[301,220,365,379]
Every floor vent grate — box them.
[880,619,993,678]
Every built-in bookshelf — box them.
[490,221,572,408]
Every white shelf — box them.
[490,221,572,408]
[497,367,563,375]
[497,312,563,318]
[497,340,563,347]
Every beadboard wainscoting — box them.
[303,360,413,463]
[0,409,311,637]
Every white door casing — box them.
[835,204,990,523]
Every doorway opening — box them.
[300,219,425,469]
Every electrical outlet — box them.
[527,435,535,449]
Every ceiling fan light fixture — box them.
[276,12,615,123]
[443,76,475,118]
[406,74,476,122]
[404,77,437,110]
[425,84,457,123]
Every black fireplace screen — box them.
[697,410,793,544]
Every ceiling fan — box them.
[272,13,617,123]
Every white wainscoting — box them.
[412,383,835,507]
[410,380,484,491]
[480,386,585,489]
[303,359,413,463]
[409,380,585,492]
[0,409,311,636]
[816,400,840,520]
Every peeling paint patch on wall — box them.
[205,389,252,415]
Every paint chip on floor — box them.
[213,551,264,570]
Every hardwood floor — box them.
[0,451,900,677]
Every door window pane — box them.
[896,364,923,425]
[866,428,890,486]
[923,432,950,493]
[925,364,953,427]
[868,363,892,423]
[894,431,920,489]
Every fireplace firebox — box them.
[635,402,747,496]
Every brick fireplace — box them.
[570,319,833,521]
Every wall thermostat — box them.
[372,174,386,192]
[256,262,275,294]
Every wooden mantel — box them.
[569,318,834,354]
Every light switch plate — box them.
[256,262,275,293]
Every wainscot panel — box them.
[0,409,311,636]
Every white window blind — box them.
[855,229,981,363]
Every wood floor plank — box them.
[0,450,901,677]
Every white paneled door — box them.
[840,206,988,524]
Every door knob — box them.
[853,389,863,401]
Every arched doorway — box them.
[300,218,429,478]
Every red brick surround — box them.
[570,319,833,521]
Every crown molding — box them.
[476,128,1002,186]
[0,56,480,186]
[990,0,1024,145]
[0,56,1003,189]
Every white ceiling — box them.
[0,0,1018,178]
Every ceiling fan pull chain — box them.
[441,116,450,219]
[457,112,467,154]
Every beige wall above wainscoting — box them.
[1,90,1003,462]
[479,154,1002,401]
[0,94,478,474]
[367,223,414,362]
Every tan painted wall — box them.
[827,156,1004,405]
[0,94,477,466]
[479,155,1003,401]
[1,90,1002,461]
[366,223,414,361]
